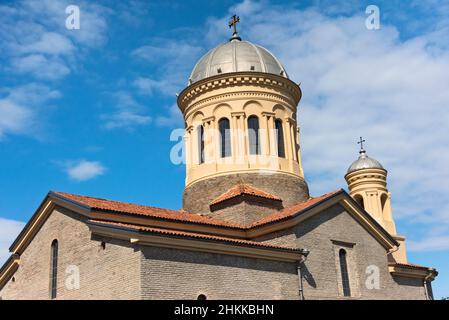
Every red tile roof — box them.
[88,219,301,252]
[390,262,434,271]
[52,191,242,229]
[250,190,343,227]
[210,183,282,206]
[51,189,343,230]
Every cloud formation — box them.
[202,1,449,252]
[0,218,25,264]
[0,84,61,139]
[101,91,152,130]
[65,160,107,181]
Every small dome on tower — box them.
[188,16,288,85]
[188,40,288,84]
[347,150,384,174]
[347,138,385,174]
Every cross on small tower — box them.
[229,15,240,37]
[357,136,366,151]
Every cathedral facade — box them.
[0,20,437,300]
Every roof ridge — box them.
[210,183,281,206]
[52,191,179,213]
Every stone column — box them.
[202,116,215,164]
[284,117,293,161]
[185,125,193,170]
[231,112,245,166]
[261,112,275,156]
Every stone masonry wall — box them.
[140,246,299,300]
[183,172,309,218]
[256,204,427,300]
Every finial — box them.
[228,14,241,41]
[357,136,366,155]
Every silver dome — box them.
[188,38,288,84]
[347,150,384,174]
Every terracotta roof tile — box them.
[210,183,282,206]
[88,219,302,252]
[51,189,342,230]
[249,189,343,227]
[390,262,434,271]
[51,191,242,229]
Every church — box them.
[0,17,437,300]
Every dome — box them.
[347,150,384,174]
[188,38,288,84]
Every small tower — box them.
[345,138,407,263]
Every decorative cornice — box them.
[178,71,301,112]
[87,222,304,263]
[184,91,297,121]
[388,264,438,281]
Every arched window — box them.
[275,119,285,158]
[219,118,231,158]
[381,193,388,211]
[197,125,204,164]
[339,249,351,297]
[248,116,260,155]
[197,294,207,300]
[50,239,58,299]
[354,194,364,209]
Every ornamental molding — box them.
[178,72,301,111]
[184,91,297,120]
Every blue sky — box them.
[0,0,448,298]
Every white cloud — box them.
[0,218,25,265]
[155,104,183,128]
[102,111,152,130]
[0,0,110,82]
[100,91,152,130]
[131,41,203,96]
[0,84,61,139]
[409,236,449,252]
[197,1,449,251]
[133,77,178,97]
[11,54,71,80]
[65,160,106,182]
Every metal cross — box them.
[229,15,240,35]
[357,136,366,150]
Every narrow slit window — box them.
[275,119,285,158]
[339,249,351,297]
[198,125,204,164]
[248,116,260,155]
[219,118,231,158]
[50,239,58,299]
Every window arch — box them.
[50,239,58,299]
[218,118,231,158]
[197,294,207,300]
[248,116,260,155]
[339,249,351,297]
[197,125,204,164]
[275,119,285,158]
[354,194,364,209]
[381,193,388,211]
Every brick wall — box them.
[140,246,299,300]
[0,206,141,300]
[0,202,429,300]
[256,204,428,300]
